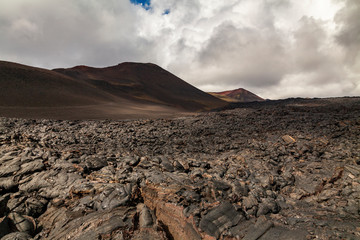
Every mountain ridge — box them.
[53,62,227,111]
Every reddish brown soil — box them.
[211,88,264,102]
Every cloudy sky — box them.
[0,0,359,99]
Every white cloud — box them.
[0,0,358,99]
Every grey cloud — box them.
[335,0,360,67]
[189,8,354,97]
[293,17,329,72]
[291,17,347,86]
[197,22,290,88]
[265,0,291,8]
[0,0,153,68]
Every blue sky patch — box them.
[163,9,170,15]
[130,0,151,10]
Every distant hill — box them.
[0,60,227,119]
[209,88,264,102]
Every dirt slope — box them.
[0,61,117,107]
[209,88,264,102]
[54,62,227,111]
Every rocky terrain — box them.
[0,97,359,239]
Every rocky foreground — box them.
[0,97,359,240]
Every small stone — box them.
[24,197,48,217]
[85,156,107,170]
[212,180,231,191]
[243,195,258,209]
[0,194,10,217]
[0,164,20,178]
[260,226,308,240]
[0,232,32,240]
[199,202,244,238]
[348,173,355,179]
[242,216,274,240]
[139,205,153,228]
[173,160,185,171]
[345,165,360,177]
[234,181,249,197]
[159,157,174,172]
[317,189,339,202]
[123,156,140,167]
[8,213,36,234]
[98,183,134,210]
[51,198,65,207]
[256,198,280,217]
[178,189,201,203]
[282,135,296,144]
[190,169,203,178]
[17,159,44,176]
[0,177,17,191]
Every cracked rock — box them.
[199,202,245,238]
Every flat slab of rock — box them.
[199,202,244,238]
[0,232,32,240]
[39,207,136,240]
[242,216,274,240]
[260,227,307,240]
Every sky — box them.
[0,0,359,99]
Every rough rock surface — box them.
[0,97,359,239]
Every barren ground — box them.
[0,97,359,240]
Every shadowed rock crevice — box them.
[158,221,175,240]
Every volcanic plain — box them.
[0,97,359,239]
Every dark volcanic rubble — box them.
[0,97,359,240]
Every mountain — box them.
[54,62,226,111]
[0,61,117,107]
[0,60,226,119]
[209,88,264,102]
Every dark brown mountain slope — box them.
[209,88,264,102]
[54,62,227,111]
[0,61,117,107]
[0,60,227,119]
